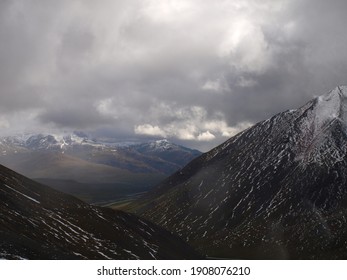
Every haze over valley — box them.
[0,133,201,204]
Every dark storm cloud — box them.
[209,0,347,129]
[1,0,347,150]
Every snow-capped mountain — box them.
[1,132,102,151]
[0,133,201,204]
[0,133,201,171]
[1,132,199,154]
[133,139,202,167]
[134,86,347,259]
[0,133,201,176]
[0,164,200,259]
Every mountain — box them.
[132,139,202,167]
[0,164,200,259]
[131,86,347,259]
[0,134,201,174]
[0,134,201,203]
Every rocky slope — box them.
[134,86,347,259]
[0,164,200,259]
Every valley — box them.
[0,134,201,204]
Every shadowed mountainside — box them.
[0,164,200,259]
[130,86,347,259]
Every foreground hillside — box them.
[0,164,200,259]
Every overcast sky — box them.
[1,0,347,151]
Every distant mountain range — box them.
[0,164,200,259]
[0,133,201,204]
[129,86,347,259]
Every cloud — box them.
[1,0,347,151]
[201,78,228,92]
[134,104,251,142]
[134,124,167,138]
[197,131,215,141]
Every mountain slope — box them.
[0,164,200,259]
[131,139,202,168]
[133,86,347,259]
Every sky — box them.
[1,0,347,151]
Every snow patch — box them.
[3,184,40,204]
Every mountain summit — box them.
[314,86,347,123]
[307,86,347,143]
[134,86,347,259]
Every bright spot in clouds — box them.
[197,131,215,141]
[134,105,252,141]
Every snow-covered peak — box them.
[314,86,347,131]
[0,132,192,154]
[0,132,101,151]
[148,139,174,151]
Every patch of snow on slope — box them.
[3,184,40,204]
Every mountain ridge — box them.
[0,133,201,175]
